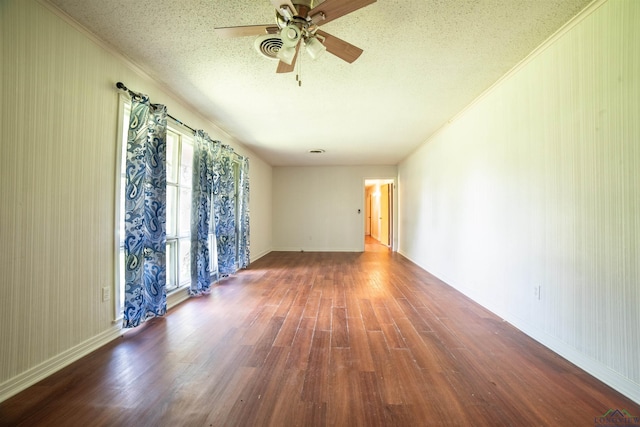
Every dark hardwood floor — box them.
[1,245,638,426]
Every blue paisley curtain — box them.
[238,157,250,269]
[123,95,168,328]
[194,137,250,282]
[213,146,238,276]
[190,130,218,295]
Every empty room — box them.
[1,0,639,425]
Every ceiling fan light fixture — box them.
[277,45,297,65]
[281,24,301,47]
[305,36,326,60]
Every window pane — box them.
[179,238,191,285]
[208,233,217,276]
[166,131,179,184]
[209,201,215,234]
[178,187,191,236]
[166,241,177,291]
[180,139,193,186]
[166,185,178,237]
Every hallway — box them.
[364,235,390,253]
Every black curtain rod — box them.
[116,82,196,134]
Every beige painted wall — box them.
[273,166,397,252]
[0,0,272,401]
[399,0,639,403]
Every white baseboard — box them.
[0,324,122,403]
[271,247,363,252]
[505,315,640,406]
[250,248,272,263]
[167,286,190,309]
[397,250,640,406]
[0,286,229,404]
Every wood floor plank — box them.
[394,317,448,372]
[224,346,290,426]
[359,298,382,331]
[292,280,312,306]
[326,348,364,426]
[396,297,433,332]
[331,307,349,348]
[301,330,331,403]
[302,289,322,318]
[389,348,454,422]
[245,315,285,367]
[367,330,404,405]
[358,371,389,427]
[285,316,316,370]
[240,303,279,345]
[333,278,347,308]
[272,304,304,347]
[371,297,394,323]
[1,248,638,426]
[272,286,297,317]
[379,321,406,349]
[346,316,375,372]
[316,297,333,331]
[344,290,362,319]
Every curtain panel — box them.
[190,130,218,295]
[123,96,168,328]
[193,136,250,282]
[238,157,250,269]
[213,146,237,276]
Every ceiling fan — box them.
[214,0,376,73]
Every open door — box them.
[364,179,394,251]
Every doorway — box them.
[364,179,394,252]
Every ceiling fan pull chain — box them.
[297,47,302,86]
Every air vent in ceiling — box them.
[254,35,283,60]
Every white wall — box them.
[398,0,640,403]
[273,166,397,252]
[247,157,273,261]
[0,0,272,401]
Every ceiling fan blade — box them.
[316,30,363,63]
[310,0,376,26]
[214,25,278,38]
[276,43,300,73]
[270,0,298,16]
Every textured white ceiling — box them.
[46,0,592,166]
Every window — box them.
[165,127,194,291]
[115,97,193,319]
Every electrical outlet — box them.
[102,286,111,302]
